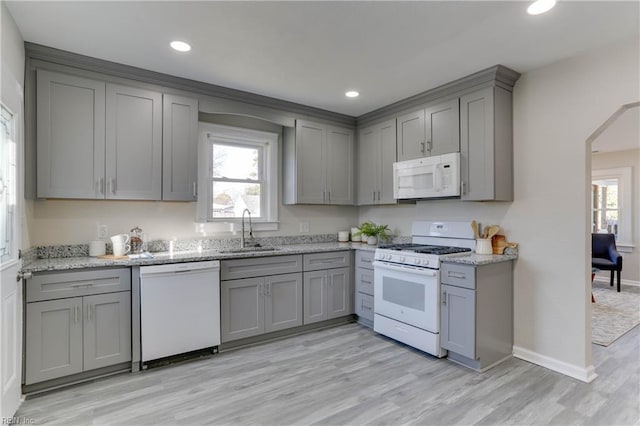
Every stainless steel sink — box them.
[220,247,279,254]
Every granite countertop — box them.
[441,251,518,265]
[22,242,379,273]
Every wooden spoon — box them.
[486,225,500,240]
[471,220,479,239]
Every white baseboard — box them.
[594,276,640,287]
[513,346,597,383]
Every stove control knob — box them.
[400,257,406,262]
[414,259,421,265]
[423,260,429,266]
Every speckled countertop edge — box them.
[23,241,517,272]
[22,242,381,273]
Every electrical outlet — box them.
[299,222,310,233]
[97,224,108,239]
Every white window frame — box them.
[0,105,17,265]
[592,167,633,251]
[196,123,278,233]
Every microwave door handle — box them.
[434,164,442,192]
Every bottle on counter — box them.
[130,225,145,254]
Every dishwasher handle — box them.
[140,261,220,277]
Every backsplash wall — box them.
[25,199,359,246]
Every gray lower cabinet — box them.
[24,268,132,385]
[354,250,375,325]
[460,86,513,201]
[220,272,303,342]
[440,261,513,371]
[220,255,304,343]
[303,267,351,324]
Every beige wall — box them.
[592,148,640,283]
[360,36,640,378]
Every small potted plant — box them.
[355,221,390,245]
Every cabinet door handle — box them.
[327,190,331,202]
[87,304,92,322]
[447,271,466,279]
[442,291,447,306]
[373,191,376,203]
[461,181,465,195]
[98,177,105,195]
[109,178,116,195]
[323,190,326,202]
[192,181,197,197]
[377,190,381,201]
[74,305,79,324]
[427,140,433,152]
[258,283,263,296]
[420,141,425,153]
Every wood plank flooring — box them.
[16,323,639,425]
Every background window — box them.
[0,105,17,263]
[592,178,619,237]
[591,167,633,249]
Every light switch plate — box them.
[299,222,310,233]
[97,224,108,239]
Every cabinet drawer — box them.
[303,251,351,271]
[26,268,131,303]
[221,255,302,280]
[355,267,374,296]
[441,263,476,290]
[355,292,374,322]
[355,250,375,270]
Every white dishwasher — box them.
[140,261,220,363]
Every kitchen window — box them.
[197,123,278,230]
[591,167,633,250]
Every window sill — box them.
[195,221,279,235]
[617,243,635,253]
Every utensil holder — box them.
[475,238,492,255]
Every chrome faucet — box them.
[241,208,253,249]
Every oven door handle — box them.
[372,261,437,277]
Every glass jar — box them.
[130,226,144,254]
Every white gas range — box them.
[373,221,475,357]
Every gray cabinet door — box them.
[396,109,425,161]
[221,278,264,342]
[296,120,325,204]
[460,87,495,201]
[36,70,106,199]
[105,84,162,200]
[357,125,377,205]
[303,270,327,324]
[327,267,351,319]
[425,98,460,156]
[441,284,475,359]
[355,291,374,323]
[83,292,131,371]
[326,126,355,204]
[378,119,397,204]
[162,94,198,201]
[264,273,303,333]
[25,297,83,385]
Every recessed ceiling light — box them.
[527,0,556,15]
[170,41,191,52]
[345,91,360,98]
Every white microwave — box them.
[393,152,460,200]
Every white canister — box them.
[338,231,349,242]
[475,238,493,255]
[350,227,361,242]
[89,240,106,257]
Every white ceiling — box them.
[5,1,640,117]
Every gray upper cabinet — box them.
[36,70,106,199]
[396,99,460,162]
[105,84,162,200]
[162,94,199,201]
[36,69,163,200]
[357,119,396,205]
[283,120,355,205]
[396,110,424,161]
[460,86,513,201]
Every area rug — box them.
[592,284,640,346]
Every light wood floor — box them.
[17,322,639,425]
